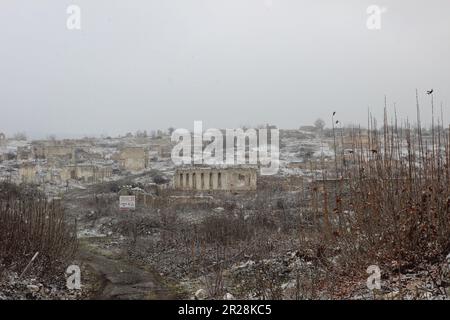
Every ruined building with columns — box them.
[174,166,257,191]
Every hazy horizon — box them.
[1,0,449,139]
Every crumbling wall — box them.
[61,165,112,183]
[19,164,37,183]
[117,147,148,172]
[17,146,32,161]
[45,146,74,160]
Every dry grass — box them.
[0,182,77,280]
[316,95,450,283]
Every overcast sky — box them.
[0,0,449,138]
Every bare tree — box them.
[314,118,326,131]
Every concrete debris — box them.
[194,289,207,300]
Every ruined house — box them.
[73,148,103,163]
[30,143,73,161]
[19,163,112,183]
[45,146,74,161]
[31,144,46,159]
[61,164,112,183]
[174,166,257,191]
[17,146,32,160]
[31,140,92,161]
[18,163,60,184]
[116,147,148,172]
[19,163,38,183]
[157,145,172,159]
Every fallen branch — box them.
[19,252,39,280]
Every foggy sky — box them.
[1,0,449,138]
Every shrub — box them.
[0,183,77,279]
[318,105,450,276]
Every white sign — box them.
[119,196,135,211]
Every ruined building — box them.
[17,146,32,160]
[61,164,112,183]
[116,147,148,172]
[30,140,92,161]
[19,163,37,183]
[174,166,257,191]
[18,162,112,184]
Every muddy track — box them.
[79,246,179,300]
[64,172,183,300]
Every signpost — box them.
[119,195,136,211]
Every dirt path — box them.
[78,242,181,300]
[63,175,184,300]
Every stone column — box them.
[197,172,203,190]
[205,171,211,190]
[211,172,218,189]
[185,173,190,189]
[192,173,197,189]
